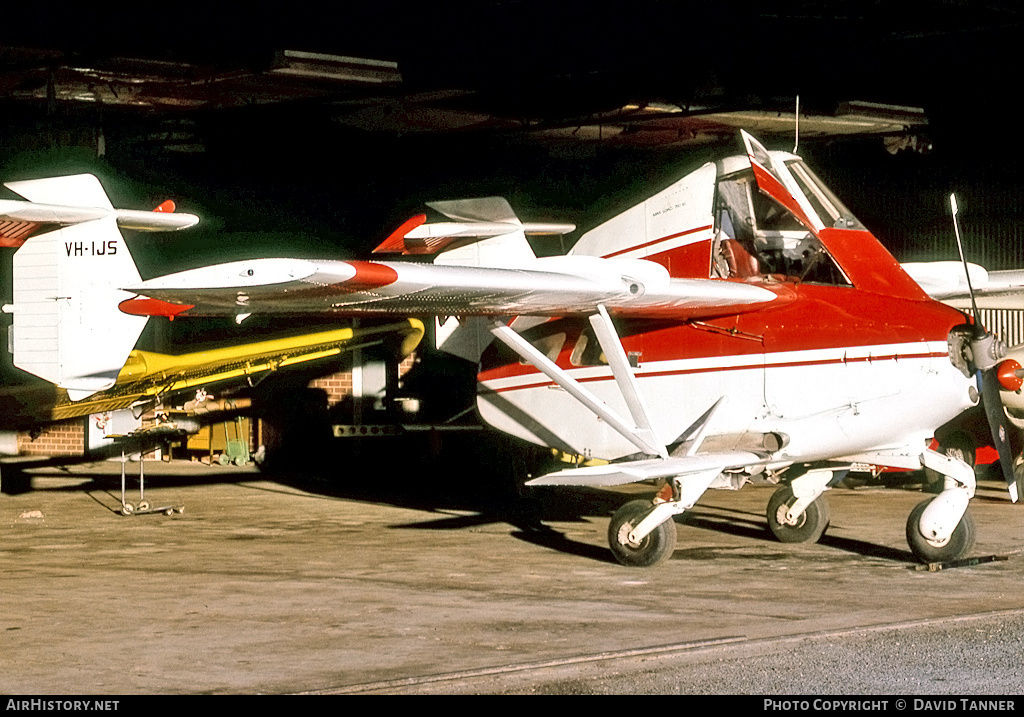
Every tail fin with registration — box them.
[5,174,198,400]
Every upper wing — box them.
[121,256,782,321]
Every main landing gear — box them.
[606,470,722,567]
[606,471,837,568]
[605,452,979,567]
[766,485,831,544]
[765,468,836,545]
[608,499,678,567]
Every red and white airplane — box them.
[9,132,1020,567]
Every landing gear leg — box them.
[906,448,976,563]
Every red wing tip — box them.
[373,213,427,254]
[153,200,176,213]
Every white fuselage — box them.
[478,334,977,466]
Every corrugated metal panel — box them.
[978,309,1024,348]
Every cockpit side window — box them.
[715,175,755,243]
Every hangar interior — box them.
[2,3,1024,475]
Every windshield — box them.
[783,160,864,230]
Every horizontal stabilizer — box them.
[1,174,198,240]
[113,209,199,232]
[407,220,575,240]
[525,450,762,487]
[374,197,573,257]
[6,174,113,209]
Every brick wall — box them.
[308,372,354,406]
[18,420,86,456]
[307,355,416,407]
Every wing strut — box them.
[489,307,668,459]
[587,305,666,457]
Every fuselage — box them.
[477,283,976,463]
[476,147,979,466]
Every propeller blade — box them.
[950,193,1019,501]
[979,368,1019,502]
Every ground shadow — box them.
[7,429,931,565]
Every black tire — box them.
[607,500,677,568]
[906,497,976,563]
[766,485,831,544]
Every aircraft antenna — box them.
[950,193,981,330]
[793,95,800,153]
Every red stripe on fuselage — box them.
[479,283,968,383]
[481,350,948,394]
[600,225,713,259]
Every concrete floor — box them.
[2,457,1023,694]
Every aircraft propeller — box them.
[950,193,1020,501]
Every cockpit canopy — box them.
[712,153,858,286]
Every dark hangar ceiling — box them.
[3,1,1020,155]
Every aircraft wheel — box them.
[607,500,677,568]
[120,503,135,516]
[137,501,150,512]
[906,498,976,563]
[766,485,831,544]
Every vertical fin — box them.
[568,163,716,267]
[12,217,147,399]
[430,197,536,268]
